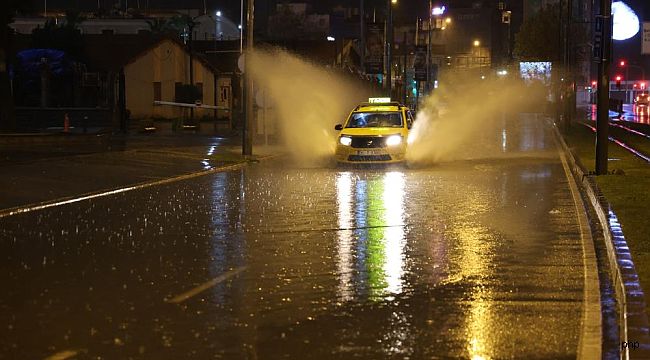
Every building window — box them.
[153,82,161,101]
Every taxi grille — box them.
[350,136,385,148]
[348,154,392,162]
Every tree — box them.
[166,14,199,42]
[32,10,86,59]
[513,4,560,62]
[0,0,33,132]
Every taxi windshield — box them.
[346,111,403,128]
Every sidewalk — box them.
[0,132,280,211]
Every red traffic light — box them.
[616,75,622,81]
[591,80,597,87]
[619,60,626,67]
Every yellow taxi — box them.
[334,98,414,164]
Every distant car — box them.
[635,92,649,107]
[334,98,414,164]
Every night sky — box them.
[42,0,427,22]
[41,0,648,23]
[38,0,650,68]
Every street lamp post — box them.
[327,36,336,67]
[243,0,254,156]
[426,1,432,93]
[473,39,481,67]
[428,3,445,92]
[620,60,629,102]
[595,0,613,175]
[386,0,396,98]
[360,0,365,73]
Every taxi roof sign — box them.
[368,97,392,104]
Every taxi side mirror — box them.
[334,124,343,131]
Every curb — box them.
[0,133,110,146]
[553,123,603,359]
[551,119,650,359]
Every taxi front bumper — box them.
[335,144,406,164]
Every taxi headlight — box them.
[339,136,352,146]
[385,135,402,146]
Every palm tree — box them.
[146,17,169,34]
[62,9,86,31]
[167,14,199,43]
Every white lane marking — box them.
[0,162,249,219]
[44,349,81,360]
[166,266,247,304]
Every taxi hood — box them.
[339,127,406,136]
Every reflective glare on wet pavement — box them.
[0,114,585,359]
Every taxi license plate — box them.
[357,150,382,156]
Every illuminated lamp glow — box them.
[611,1,639,41]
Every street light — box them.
[327,36,337,67]
[473,40,480,47]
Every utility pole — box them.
[360,0,365,74]
[188,23,195,125]
[403,31,407,104]
[243,0,254,156]
[595,1,612,174]
[385,0,393,98]
[563,0,574,132]
[426,0,432,93]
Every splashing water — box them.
[249,48,371,166]
[406,72,547,165]
[248,49,547,167]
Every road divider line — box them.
[166,266,247,304]
[0,162,250,219]
[44,349,82,360]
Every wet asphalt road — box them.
[0,115,585,359]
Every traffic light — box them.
[616,75,622,89]
[619,60,626,67]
